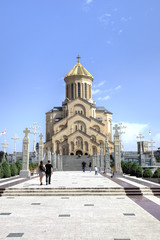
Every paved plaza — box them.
[0,171,160,240]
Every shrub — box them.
[2,161,11,178]
[15,160,22,174]
[130,162,139,176]
[122,161,133,174]
[153,168,160,178]
[143,168,153,178]
[136,166,143,177]
[0,163,4,178]
[10,163,18,176]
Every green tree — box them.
[122,161,133,174]
[0,163,4,178]
[2,161,11,178]
[143,168,153,178]
[10,163,18,176]
[153,168,160,178]
[0,151,5,163]
[130,162,139,176]
[136,166,143,177]
[15,160,22,174]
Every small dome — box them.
[64,62,93,80]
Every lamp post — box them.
[118,122,126,152]
[29,122,41,153]
[148,139,156,166]
[11,134,19,162]
[136,133,144,154]
[1,140,9,162]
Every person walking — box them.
[89,161,92,172]
[45,160,53,185]
[95,166,98,175]
[82,161,86,172]
[38,161,46,185]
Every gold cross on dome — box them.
[76,55,81,63]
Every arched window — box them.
[78,83,81,97]
[85,142,88,151]
[71,142,74,151]
[71,83,74,99]
[89,85,91,98]
[85,83,87,98]
[66,85,69,98]
[75,125,77,131]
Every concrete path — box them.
[0,171,160,240]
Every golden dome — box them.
[64,61,93,80]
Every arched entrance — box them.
[76,150,83,156]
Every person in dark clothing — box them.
[89,161,92,172]
[45,160,53,185]
[82,161,86,172]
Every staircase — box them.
[1,187,160,196]
[62,155,92,171]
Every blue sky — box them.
[0,0,160,153]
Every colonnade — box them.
[66,82,92,100]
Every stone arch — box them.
[56,140,60,154]
[63,135,68,141]
[93,125,100,132]
[76,150,83,156]
[59,125,65,131]
[92,146,97,155]
[76,136,83,149]
[85,141,88,151]
[71,141,74,151]
[91,135,96,142]
[74,120,86,133]
[74,104,86,116]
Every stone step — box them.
[1,187,159,196]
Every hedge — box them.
[143,168,153,178]
[136,166,143,177]
[2,161,11,178]
[15,160,22,174]
[153,168,160,178]
[10,163,18,176]
[0,163,4,178]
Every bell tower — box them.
[64,56,94,104]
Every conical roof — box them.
[64,62,93,80]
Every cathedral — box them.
[44,57,114,156]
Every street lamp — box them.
[29,122,41,152]
[1,140,9,162]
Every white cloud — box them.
[92,89,100,95]
[120,17,128,22]
[98,13,112,25]
[86,0,93,4]
[97,81,105,87]
[103,95,110,100]
[114,85,121,90]
[97,95,110,101]
[113,122,149,151]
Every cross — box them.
[39,133,43,140]
[113,124,120,133]
[23,128,30,137]
[136,133,144,142]
[76,55,81,63]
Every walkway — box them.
[0,171,160,240]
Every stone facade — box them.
[44,59,114,156]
